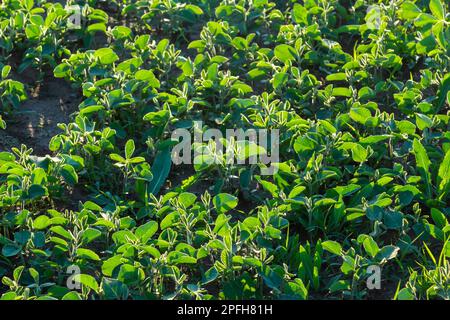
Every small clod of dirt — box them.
[0,78,80,155]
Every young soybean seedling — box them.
[110,139,146,193]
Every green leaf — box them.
[101,278,129,299]
[351,144,368,163]
[110,153,126,163]
[260,265,283,291]
[117,264,143,285]
[148,149,171,195]
[425,223,445,241]
[329,279,351,293]
[292,4,307,24]
[27,184,48,199]
[255,176,279,198]
[178,192,197,208]
[188,40,206,50]
[383,211,404,230]
[412,139,432,198]
[213,193,238,214]
[332,87,352,97]
[25,24,40,39]
[135,70,160,88]
[87,23,106,34]
[265,225,281,239]
[94,48,119,65]
[438,149,450,200]
[429,0,444,20]
[206,63,218,80]
[326,73,347,81]
[81,228,102,245]
[62,292,82,300]
[375,245,399,263]
[185,4,203,15]
[274,44,297,63]
[167,251,197,265]
[415,113,433,130]
[50,226,72,240]
[401,2,422,19]
[396,120,416,134]
[437,73,450,113]
[125,140,135,159]
[53,63,70,78]
[60,164,78,185]
[235,141,265,161]
[363,236,380,258]
[79,105,104,116]
[33,215,50,230]
[273,72,288,90]
[14,231,30,245]
[366,206,383,221]
[445,241,450,258]
[284,279,308,300]
[83,201,102,211]
[2,65,11,79]
[23,0,34,11]
[2,244,22,257]
[73,274,99,292]
[288,185,306,198]
[322,240,342,255]
[76,248,100,261]
[247,68,267,80]
[397,288,415,300]
[359,135,390,145]
[201,267,219,285]
[432,21,446,49]
[160,212,180,230]
[102,256,123,277]
[143,110,170,125]
[135,221,158,243]
[32,232,45,248]
[430,208,447,229]
[349,107,371,125]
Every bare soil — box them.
[0,77,80,155]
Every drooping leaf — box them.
[412,139,432,198]
[148,148,172,195]
[438,149,450,200]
